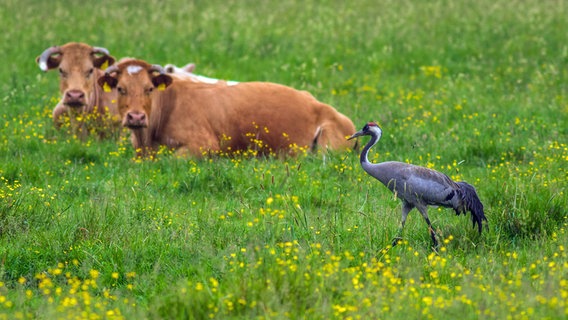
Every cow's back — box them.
[152,80,355,156]
[241,82,356,151]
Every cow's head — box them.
[164,62,196,74]
[97,60,173,129]
[37,42,115,108]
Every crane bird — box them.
[348,122,487,248]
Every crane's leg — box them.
[416,205,438,248]
[392,202,413,246]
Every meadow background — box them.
[1,0,567,318]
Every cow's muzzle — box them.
[63,89,86,108]
[124,111,148,128]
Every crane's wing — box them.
[404,165,458,206]
[371,162,458,205]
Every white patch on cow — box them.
[127,65,144,75]
[165,63,239,85]
[193,75,220,84]
[39,61,48,72]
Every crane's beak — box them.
[347,130,364,140]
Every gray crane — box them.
[348,122,487,248]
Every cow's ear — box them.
[93,55,116,71]
[151,74,173,91]
[182,63,196,73]
[98,74,118,91]
[35,52,62,71]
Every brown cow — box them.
[97,59,357,158]
[37,42,120,138]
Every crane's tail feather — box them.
[456,182,487,234]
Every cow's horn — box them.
[37,46,61,72]
[104,65,120,75]
[149,64,166,75]
[92,46,111,56]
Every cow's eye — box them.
[86,68,94,78]
[117,87,127,95]
[145,87,154,95]
[59,68,67,78]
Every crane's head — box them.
[348,122,382,140]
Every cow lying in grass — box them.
[37,42,120,139]
[36,42,210,139]
[98,59,357,158]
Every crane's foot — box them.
[391,236,403,247]
[428,226,439,249]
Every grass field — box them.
[1,0,567,318]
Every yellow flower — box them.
[89,269,99,279]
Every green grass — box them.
[1,0,567,319]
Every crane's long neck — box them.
[360,131,381,166]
